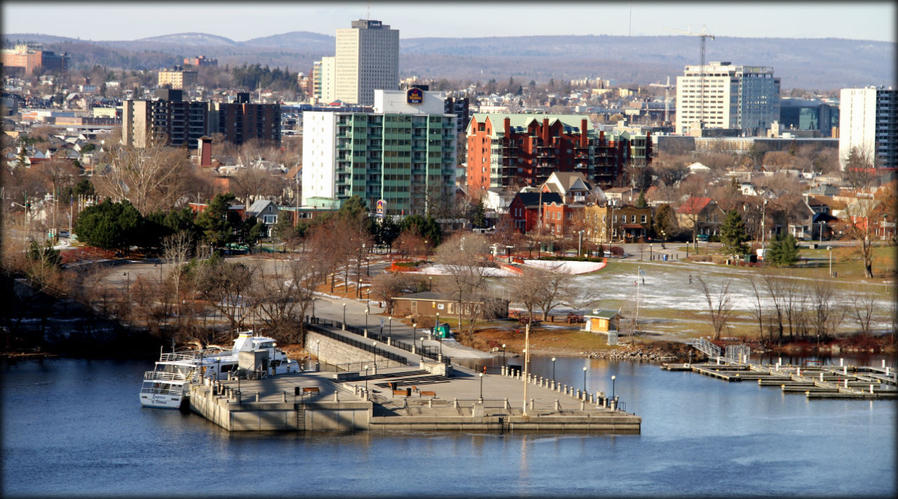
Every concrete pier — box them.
[189,366,640,433]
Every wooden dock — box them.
[661,360,898,400]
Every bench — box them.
[420,390,436,398]
[302,386,320,394]
[393,389,410,397]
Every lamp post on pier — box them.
[582,366,588,392]
[502,344,506,364]
[365,306,369,335]
[827,246,833,277]
[611,375,616,401]
[363,365,369,399]
[479,372,484,401]
[342,303,347,330]
[372,341,377,370]
[315,340,320,371]
[551,357,557,381]
[388,316,392,344]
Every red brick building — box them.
[466,114,640,196]
[509,192,562,233]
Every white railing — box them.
[689,337,721,358]
[144,370,188,381]
[160,352,198,362]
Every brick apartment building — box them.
[466,114,647,196]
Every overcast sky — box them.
[3,2,895,42]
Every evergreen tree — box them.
[73,199,142,250]
[635,191,648,208]
[720,210,749,257]
[766,232,799,266]
[196,193,241,248]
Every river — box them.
[2,356,894,497]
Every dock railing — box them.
[688,337,721,359]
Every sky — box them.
[3,2,895,43]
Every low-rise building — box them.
[583,204,652,243]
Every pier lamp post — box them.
[363,365,369,398]
[551,357,557,380]
[365,306,369,335]
[371,341,377,370]
[388,316,392,344]
[611,375,616,401]
[421,336,426,359]
[342,303,347,330]
[315,340,320,371]
[479,372,484,401]
[582,366,588,392]
[502,344,506,364]
[429,276,433,291]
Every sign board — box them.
[375,199,386,218]
[406,87,423,105]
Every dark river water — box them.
[2,356,895,497]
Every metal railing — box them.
[143,370,189,381]
[688,337,721,359]
[159,352,198,362]
[306,319,451,367]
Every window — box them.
[641,215,647,223]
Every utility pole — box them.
[522,321,530,415]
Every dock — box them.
[662,359,898,400]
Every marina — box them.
[663,353,897,399]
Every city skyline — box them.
[3,2,895,43]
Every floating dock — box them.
[662,360,898,400]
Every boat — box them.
[139,331,300,409]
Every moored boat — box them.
[139,331,300,409]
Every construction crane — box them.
[675,27,715,130]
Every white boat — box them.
[139,331,300,409]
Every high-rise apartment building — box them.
[302,89,456,215]
[839,86,897,170]
[122,89,208,149]
[122,90,279,149]
[675,61,780,136]
[158,67,198,90]
[334,19,399,106]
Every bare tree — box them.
[193,259,255,336]
[851,294,877,335]
[809,280,842,338]
[248,257,318,345]
[839,198,877,278]
[762,272,786,343]
[749,278,767,340]
[434,232,491,333]
[163,231,192,319]
[696,276,733,340]
[93,141,206,215]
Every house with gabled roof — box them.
[540,171,593,204]
[508,191,562,233]
[676,196,724,238]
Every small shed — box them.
[583,309,619,333]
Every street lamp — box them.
[365,306,369,335]
[372,341,377,370]
[479,372,484,401]
[582,366,587,392]
[315,339,320,370]
[388,316,392,344]
[501,344,506,364]
[551,357,557,380]
[611,375,616,401]
[363,365,369,398]
[342,303,347,330]
[827,246,833,278]
[428,276,433,291]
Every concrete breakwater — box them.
[188,323,640,433]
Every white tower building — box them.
[839,86,897,170]
[335,19,399,106]
[675,61,780,136]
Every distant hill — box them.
[3,31,893,89]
